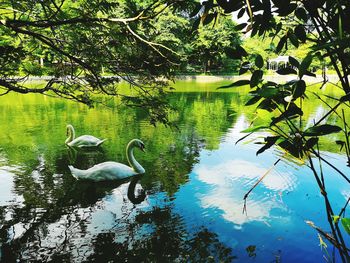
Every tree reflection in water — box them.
[87,206,235,263]
[0,130,227,262]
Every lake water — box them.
[0,81,349,262]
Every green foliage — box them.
[189,15,241,73]
[341,218,350,235]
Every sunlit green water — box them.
[0,81,349,262]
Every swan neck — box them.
[66,126,75,143]
[126,142,144,174]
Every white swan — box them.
[68,139,146,181]
[65,124,106,148]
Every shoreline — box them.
[175,74,340,83]
[11,74,340,84]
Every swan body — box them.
[69,139,145,181]
[65,124,106,148]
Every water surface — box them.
[0,81,349,262]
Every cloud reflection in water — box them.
[194,115,298,225]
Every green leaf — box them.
[299,54,313,78]
[241,125,268,133]
[341,218,350,235]
[276,68,297,75]
[218,80,250,89]
[255,55,264,68]
[304,124,342,136]
[250,70,263,87]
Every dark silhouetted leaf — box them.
[255,54,264,68]
[203,13,216,25]
[257,136,280,155]
[250,70,263,87]
[235,23,247,31]
[295,25,307,42]
[295,7,308,22]
[340,93,350,102]
[289,33,299,47]
[218,79,250,89]
[245,95,262,105]
[293,80,306,98]
[304,124,342,136]
[257,87,278,98]
[336,140,345,151]
[288,56,300,68]
[239,67,249,75]
[275,22,282,34]
[276,68,297,75]
[217,0,244,13]
[225,46,248,59]
[304,137,319,150]
[266,81,278,86]
[190,3,203,17]
[237,8,245,19]
[191,18,200,33]
[257,98,276,112]
[278,139,301,158]
[304,70,316,77]
[277,3,297,16]
[271,104,303,125]
[299,54,313,78]
[276,36,287,53]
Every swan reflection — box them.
[71,174,146,207]
[66,145,106,168]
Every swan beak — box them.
[140,144,146,152]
